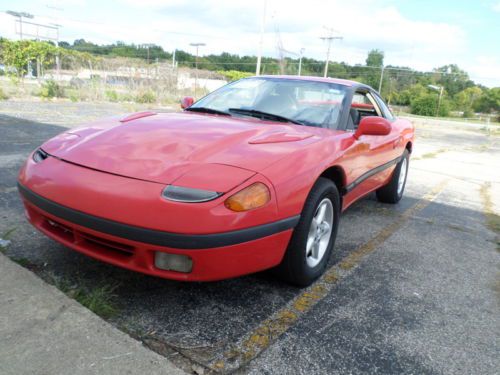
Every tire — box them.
[376,149,409,204]
[275,177,340,287]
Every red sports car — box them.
[18,76,414,286]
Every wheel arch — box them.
[405,141,413,154]
[319,165,347,204]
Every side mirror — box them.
[181,96,194,109]
[354,116,391,139]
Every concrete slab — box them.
[0,253,186,375]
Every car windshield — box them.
[189,78,348,129]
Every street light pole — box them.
[190,42,205,98]
[428,84,444,117]
[437,86,444,117]
[298,48,305,76]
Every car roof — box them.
[257,75,372,90]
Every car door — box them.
[342,89,399,201]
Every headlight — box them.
[224,182,271,212]
[33,148,48,163]
[162,185,222,203]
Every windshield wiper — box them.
[228,108,304,125]
[185,107,230,116]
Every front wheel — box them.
[275,178,340,287]
[376,149,409,204]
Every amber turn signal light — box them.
[224,182,271,212]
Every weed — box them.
[11,257,32,267]
[135,90,156,104]
[0,87,9,100]
[53,277,120,319]
[421,148,448,159]
[39,80,64,99]
[105,89,119,102]
[480,182,500,252]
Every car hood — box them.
[41,112,322,190]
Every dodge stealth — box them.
[18,76,414,286]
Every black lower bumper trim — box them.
[17,183,299,249]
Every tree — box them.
[366,49,384,67]
[411,93,450,117]
[454,86,482,116]
[0,39,57,78]
[473,87,500,113]
[434,64,473,97]
[364,49,385,90]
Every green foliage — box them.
[473,87,500,113]
[410,93,450,117]
[39,80,64,98]
[135,90,156,103]
[0,39,58,77]
[105,89,119,102]
[71,284,119,319]
[411,94,438,116]
[0,87,8,100]
[217,70,253,81]
[434,64,474,97]
[1,37,498,117]
[69,92,79,102]
[366,49,384,67]
[56,279,120,319]
[393,84,427,106]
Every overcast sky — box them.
[0,0,499,87]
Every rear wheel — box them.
[376,149,409,204]
[275,178,340,287]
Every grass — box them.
[11,257,32,267]
[53,277,121,319]
[479,182,500,252]
[420,148,449,159]
[400,112,500,126]
[0,227,17,253]
[1,227,17,239]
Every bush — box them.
[135,90,156,104]
[105,90,119,102]
[410,93,450,117]
[0,87,8,100]
[462,108,474,118]
[217,70,253,82]
[40,80,64,99]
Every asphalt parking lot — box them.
[1,101,499,374]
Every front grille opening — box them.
[40,215,135,258]
[43,218,75,242]
[79,232,135,257]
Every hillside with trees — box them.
[1,38,498,118]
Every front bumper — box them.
[18,183,297,281]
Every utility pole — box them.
[190,42,205,98]
[298,48,305,76]
[378,65,385,93]
[255,0,267,76]
[320,28,342,78]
